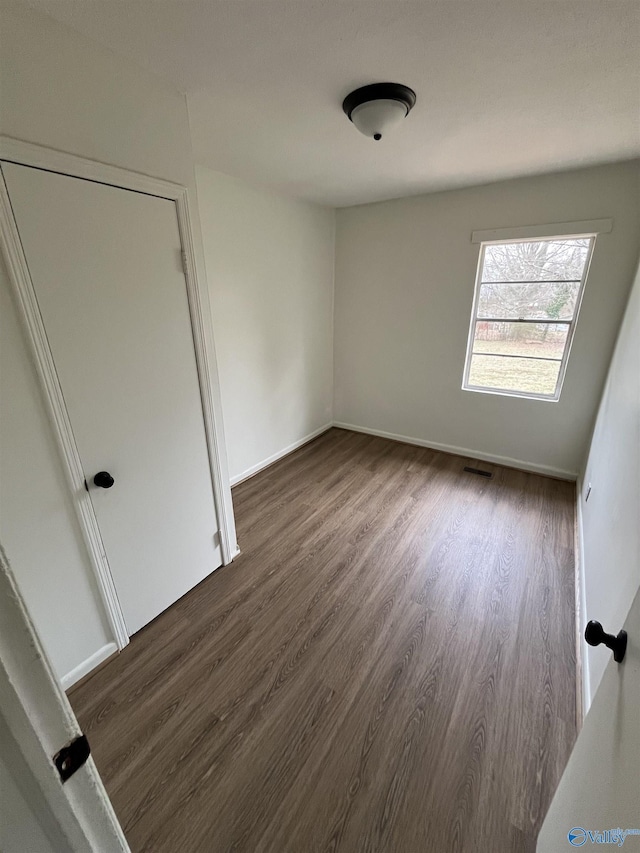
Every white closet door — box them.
[2,162,222,635]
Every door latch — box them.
[53,734,91,783]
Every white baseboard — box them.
[230,423,333,487]
[333,421,577,481]
[61,642,118,690]
[575,477,591,719]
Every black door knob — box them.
[584,620,627,663]
[93,471,115,489]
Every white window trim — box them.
[462,231,598,402]
[470,218,612,244]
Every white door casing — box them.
[0,136,239,650]
[0,541,130,852]
[2,160,228,636]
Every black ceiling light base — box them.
[342,83,417,120]
[342,82,416,140]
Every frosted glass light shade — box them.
[342,83,416,142]
[350,99,409,140]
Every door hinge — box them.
[53,734,91,783]
[181,249,188,277]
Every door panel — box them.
[2,162,222,635]
[537,588,640,850]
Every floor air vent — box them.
[464,466,493,479]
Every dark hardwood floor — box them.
[70,428,577,852]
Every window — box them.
[463,235,595,400]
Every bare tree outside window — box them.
[463,237,593,399]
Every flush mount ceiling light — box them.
[342,82,416,141]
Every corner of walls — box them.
[330,205,337,427]
[229,423,333,486]
[60,642,118,691]
[194,167,336,485]
[332,162,640,477]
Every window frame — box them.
[462,232,597,402]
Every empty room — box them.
[0,2,639,852]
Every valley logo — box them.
[568,827,640,847]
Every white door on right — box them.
[537,587,640,851]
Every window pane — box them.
[477,281,581,320]
[463,235,592,399]
[482,239,590,283]
[472,321,568,359]
[468,354,560,395]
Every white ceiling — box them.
[24,0,640,207]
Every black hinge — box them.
[53,734,91,783]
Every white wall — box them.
[0,259,113,682]
[334,162,640,477]
[196,167,335,484]
[0,714,63,853]
[579,252,640,703]
[0,4,231,684]
[0,756,57,853]
[0,3,193,187]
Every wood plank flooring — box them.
[70,428,577,852]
